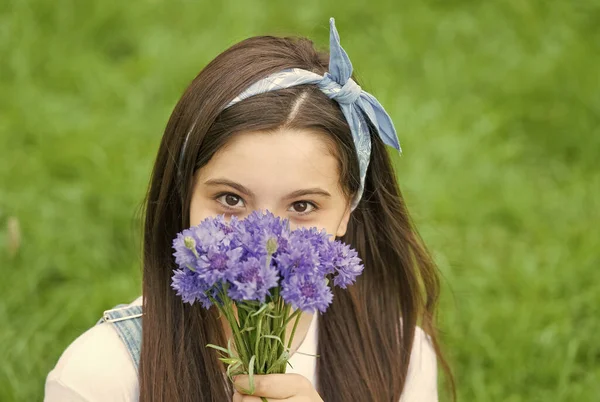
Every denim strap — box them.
[97,304,143,372]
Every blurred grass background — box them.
[1,0,599,400]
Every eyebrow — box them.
[204,178,331,200]
[204,179,255,198]
[284,188,331,200]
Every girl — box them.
[45,18,454,402]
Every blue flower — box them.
[196,246,244,287]
[171,268,212,308]
[227,255,279,303]
[171,210,363,310]
[172,229,199,270]
[274,233,320,278]
[280,273,333,313]
[330,241,364,288]
[238,210,290,257]
[190,214,241,252]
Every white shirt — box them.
[45,296,438,401]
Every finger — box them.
[232,390,242,402]
[234,374,312,398]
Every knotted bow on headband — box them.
[180,17,402,210]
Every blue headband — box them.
[180,17,402,211]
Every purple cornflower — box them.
[171,268,213,309]
[172,229,199,270]
[330,241,364,288]
[196,246,244,287]
[291,227,337,276]
[274,231,320,278]
[280,273,333,313]
[227,255,279,303]
[191,216,228,251]
[238,210,289,257]
[171,211,364,312]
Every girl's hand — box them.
[233,374,324,401]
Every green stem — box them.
[284,309,302,372]
[255,311,263,373]
[278,308,301,337]
[268,299,289,370]
[218,288,249,366]
[264,314,273,372]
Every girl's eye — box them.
[216,193,245,209]
[289,201,317,215]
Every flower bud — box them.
[266,237,278,255]
[184,236,196,250]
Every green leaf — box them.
[266,350,290,374]
[250,303,270,317]
[206,343,230,355]
[291,351,320,358]
[247,355,256,394]
[226,361,243,382]
[236,303,256,313]
[218,357,241,365]
[242,300,261,308]
[261,334,284,346]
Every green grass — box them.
[1,0,599,400]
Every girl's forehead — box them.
[196,129,340,192]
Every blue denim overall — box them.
[96,301,143,371]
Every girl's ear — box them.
[335,203,352,237]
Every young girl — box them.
[45,18,454,402]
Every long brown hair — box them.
[139,33,455,401]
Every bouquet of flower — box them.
[171,210,363,397]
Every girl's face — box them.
[190,128,352,237]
